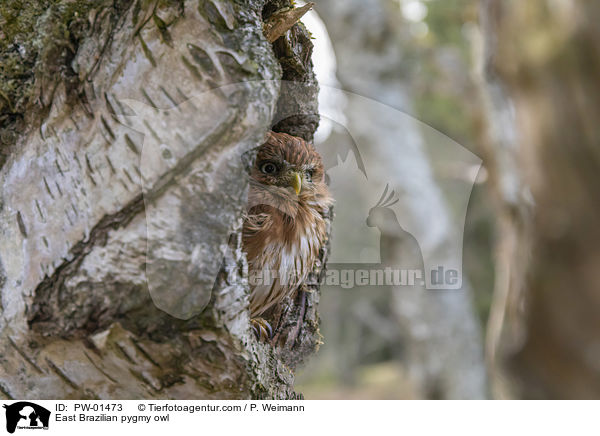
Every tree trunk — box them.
[0,0,324,399]
[481,0,600,398]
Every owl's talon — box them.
[251,318,273,341]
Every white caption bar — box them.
[0,400,597,436]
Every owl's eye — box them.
[260,162,278,174]
[305,169,314,182]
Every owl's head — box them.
[250,131,327,201]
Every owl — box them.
[243,131,333,340]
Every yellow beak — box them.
[289,171,302,195]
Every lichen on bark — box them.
[0,0,106,167]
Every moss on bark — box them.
[0,0,129,167]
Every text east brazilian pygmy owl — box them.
[242,131,333,340]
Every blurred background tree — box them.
[297,0,490,399]
[480,0,600,399]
